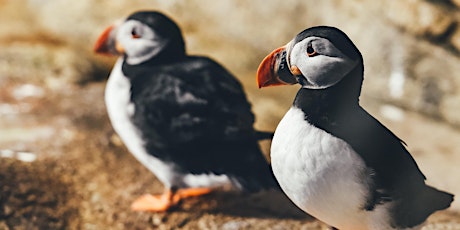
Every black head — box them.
[257,26,364,100]
[292,26,361,61]
[94,10,185,65]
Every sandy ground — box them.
[0,73,459,229]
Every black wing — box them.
[325,106,426,192]
[128,56,277,190]
[318,105,453,227]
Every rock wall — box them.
[359,0,460,127]
[1,0,460,126]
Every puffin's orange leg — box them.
[173,187,213,203]
[131,187,213,212]
[131,189,174,212]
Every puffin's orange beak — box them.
[94,25,115,54]
[94,24,124,55]
[257,46,297,88]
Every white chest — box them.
[104,58,176,187]
[105,59,135,134]
[271,107,375,229]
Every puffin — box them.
[93,11,278,212]
[256,26,454,229]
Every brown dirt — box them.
[0,76,459,229]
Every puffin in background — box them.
[94,11,278,212]
[257,26,453,229]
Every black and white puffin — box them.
[257,26,454,229]
[94,11,278,212]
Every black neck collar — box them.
[293,64,363,125]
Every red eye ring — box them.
[307,46,316,57]
[131,28,141,39]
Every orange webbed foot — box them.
[174,187,213,202]
[131,188,214,212]
[131,192,173,212]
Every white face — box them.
[116,20,169,65]
[287,36,358,89]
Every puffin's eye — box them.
[306,45,317,57]
[131,27,141,39]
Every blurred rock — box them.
[383,0,455,38]
[450,26,460,51]
[0,1,109,88]
[0,159,80,229]
[452,0,460,8]
[0,40,106,88]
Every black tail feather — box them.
[393,185,454,228]
[423,186,454,212]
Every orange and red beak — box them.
[256,45,298,88]
[94,23,124,55]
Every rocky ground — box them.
[0,75,459,229]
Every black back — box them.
[123,56,277,191]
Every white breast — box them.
[271,107,396,230]
[104,58,234,190]
[105,58,177,188]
